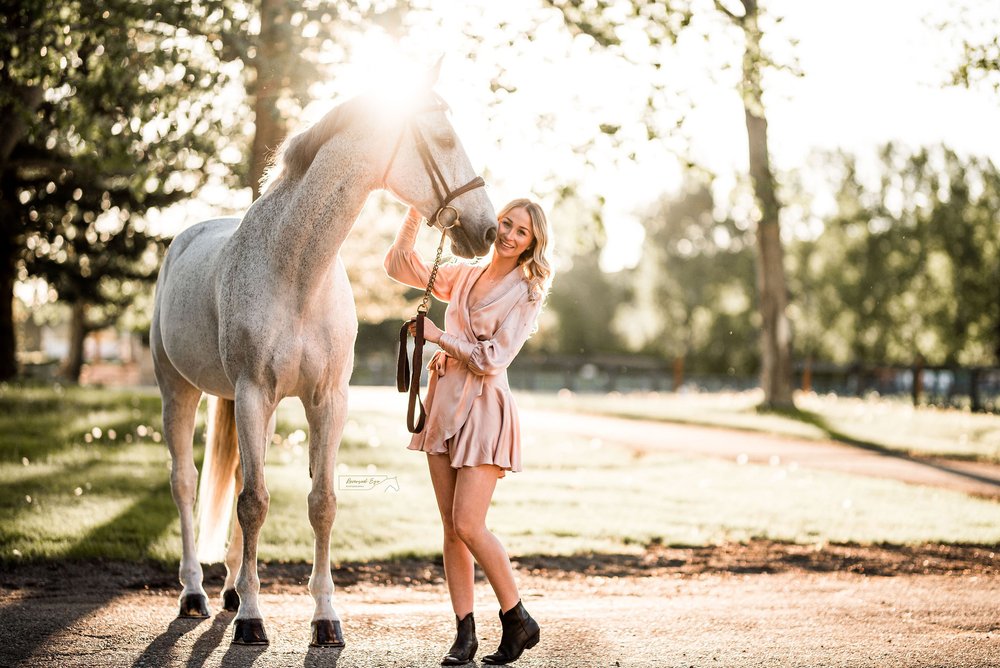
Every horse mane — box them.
[260,97,362,193]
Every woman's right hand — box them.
[406,206,422,223]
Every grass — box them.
[1,384,999,566]
[517,388,1000,464]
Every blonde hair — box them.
[497,198,554,302]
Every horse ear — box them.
[425,55,444,88]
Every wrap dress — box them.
[384,216,542,478]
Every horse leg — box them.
[231,382,276,645]
[304,386,348,647]
[222,412,274,613]
[157,370,208,618]
[221,461,243,612]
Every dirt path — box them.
[1,545,998,668]
[515,406,1000,499]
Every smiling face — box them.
[495,206,535,261]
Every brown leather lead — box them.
[395,229,449,435]
[385,94,488,435]
[397,313,427,433]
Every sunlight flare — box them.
[345,28,436,114]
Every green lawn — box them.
[1,384,999,566]
[518,389,1000,464]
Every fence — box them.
[801,362,1000,413]
[353,349,1000,413]
[21,343,1000,414]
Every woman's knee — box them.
[439,513,461,542]
[452,511,485,546]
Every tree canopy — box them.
[0,0,244,379]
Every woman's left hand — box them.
[409,317,443,344]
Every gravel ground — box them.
[2,544,998,668]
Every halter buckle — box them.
[435,205,461,230]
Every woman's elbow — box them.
[468,364,498,376]
[467,357,508,376]
[383,252,406,280]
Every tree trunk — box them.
[0,83,44,164]
[249,0,292,200]
[0,83,45,380]
[741,0,794,409]
[911,355,924,407]
[970,367,982,413]
[672,354,685,391]
[64,301,87,383]
[995,263,1000,364]
[0,227,16,381]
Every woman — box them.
[384,199,553,665]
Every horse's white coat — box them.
[151,88,496,631]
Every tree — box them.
[1,0,242,381]
[545,250,628,357]
[788,145,1000,369]
[946,2,1000,99]
[544,0,797,407]
[620,180,758,382]
[28,205,167,381]
[1,1,418,381]
[217,1,408,198]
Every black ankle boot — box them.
[441,612,478,666]
[482,600,540,665]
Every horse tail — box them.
[196,396,239,563]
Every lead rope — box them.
[396,227,448,433]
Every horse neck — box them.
[243,134,377,298]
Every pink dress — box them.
[383,217,542,478]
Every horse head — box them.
[381,61,497,259]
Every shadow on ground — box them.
[3,540,997,593]
[760,405,1000,490]
[0,481,176,665]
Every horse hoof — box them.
[178,593,210,618]
[233,619,268,645]
[310,620,345,647]
[222,589,240,612]
[233,618,269,645]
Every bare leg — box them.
[427,453,475,617]
[452,464,520,613]
[232,381,275,644]
[303,386,348,646]
[156,365,206,617]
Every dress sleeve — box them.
[437,294,543,376]
[383,212,460,302]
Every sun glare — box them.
[343,28,433,114]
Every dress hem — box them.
[406,442,521,475]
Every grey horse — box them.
[150,64,497,646]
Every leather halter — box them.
[381,98,487,232]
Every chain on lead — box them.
[417,228,448,315]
